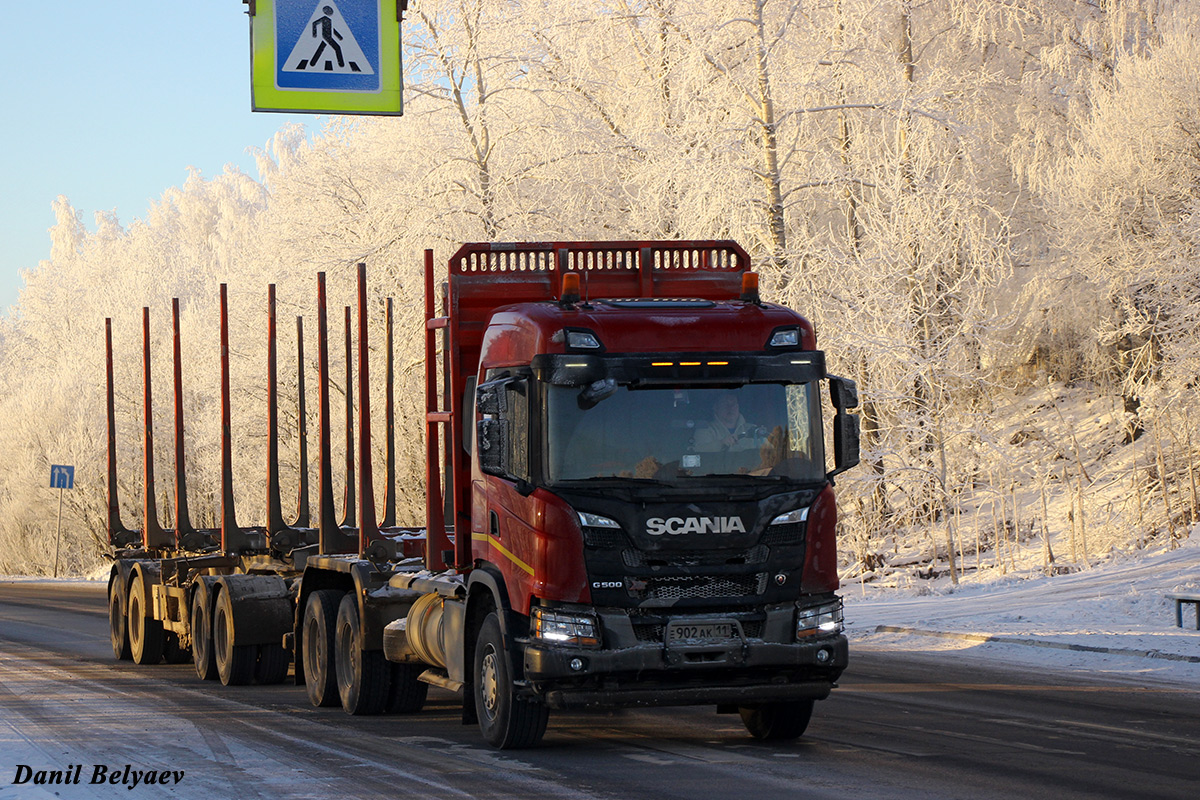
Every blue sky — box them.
[0,2,315,313]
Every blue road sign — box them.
[50,465,75,490]
[251,0,403,115]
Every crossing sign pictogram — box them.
[250,0,404,115]
[283,3,375,75]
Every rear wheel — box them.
[387,664,429,714]
[108,576,131,661]
[302,589,344,707]
[739,700,815,740]
[190,589,217,681]
[213,589,255,686]
[255,643,290,685]
[128,573,164,665]
[473,612,548,749]
[335,594,389,714]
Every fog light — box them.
[816,648,831,663]
[531,606,601,648]
[569,658,585,671]
[796,598,843,640]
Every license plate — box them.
[666,621,736,643]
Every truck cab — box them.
[423,241,858,746]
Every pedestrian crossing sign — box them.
[250,0,403,115]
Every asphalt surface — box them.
[0,581,1196,799]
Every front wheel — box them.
[473,612,548,749]
[739,700,815,740]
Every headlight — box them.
[531,607,601,647]
[768,327,800,347]
[796,598,843,640]
[577,511,621,529]
[769,507,809,526]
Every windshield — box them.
[546,383,825,484]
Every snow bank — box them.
[846,532,1200,687]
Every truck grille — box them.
[760,522,804,546]
[622,545,768,568]
[583,526,629,549]
[636,573,767,601]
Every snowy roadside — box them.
[844,532,1200,689]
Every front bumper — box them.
[522,603,847,710]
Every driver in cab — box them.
[693,393,759,452]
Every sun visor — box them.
[531,351,826,387]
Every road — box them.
[0,581,1196,800]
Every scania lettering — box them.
[645,516,748,535]
[103,241,859,749]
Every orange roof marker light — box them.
[561,273,582,305]
[740,271,760,303]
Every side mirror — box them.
[477,419,507,476]
[476,379,509,477]
[827,376,860,479]
[829,375,858,411]
[476,381,504,416]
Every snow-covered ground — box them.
[845,530,1200,688]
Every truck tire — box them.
[191,590,218,681]
[335,594,389,715]
[387,664,429,714]
[128,573,164,665]
[255,643,290,685]
[739,700,815,740]
[213,589,256,686]
[473,612,548,749]
[108,576,131,661]
[302,589,344,707]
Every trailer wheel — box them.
[128,573,164,665]
[335,594,389,715]
[190,589,218,681]
[213,589,255,686]
[255,643,290,685]
[738,700,814,740]
[387,664,429,714]
[108,576,131,661]
[473,612,548,749]
[302,589,343,707]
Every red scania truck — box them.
[106,240,858,749]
